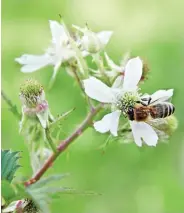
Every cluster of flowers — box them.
[16,20,176,147]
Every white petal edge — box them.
[123,57,143,91]
[109,110,121,136]
[15,54,51,73]
[49,20,68,44]
[83,77,116,103]
[97,31,113,46]
[94,110,121,136]
[130,121,158,147]
[112,75,124,89]
[150,89,174,104]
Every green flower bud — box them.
[81,31,102,53]
[73,24,113,54]
[20,79,45,108]
[19,79,52,130]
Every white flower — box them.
[73,24,113,54]
[83,57,174,146]
[15,20,76,81]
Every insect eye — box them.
[128,107,134,113]
[127,107,134,121]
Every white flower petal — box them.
[49,20,68,44]
[123,57,143,91]
[48,60,62,89]
[130,121,158,146]
[97,31,113,46]
[15,54,51,73]
[94,110,121,136]
[109,110,121,136]
[83,77,116,103]
[130,121,142,146]
[112,75,124,89]
[150,89,174,104]
[94,114,112,134]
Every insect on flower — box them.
[83,57,175,146]
[126,93,175,122]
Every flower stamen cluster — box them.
[20,79,45,108]
[116,91,140,114]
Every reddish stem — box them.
[24,104,102,186]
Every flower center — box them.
[20,79,44,108]
[115,91,140,114]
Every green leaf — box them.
[1,180,16,201]
[24,173,100,212]
[15,183,30,199]
[1,150,21,183]
[22,174,71,213]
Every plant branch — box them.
[24,104,102,186]
[71,65,84,91]
[1,90,21,120]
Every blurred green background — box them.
[2,0,184,212]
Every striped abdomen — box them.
[150,102,175,119]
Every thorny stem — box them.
[24,104,102,186]
[71,65,84,91]
[1,90,21,120]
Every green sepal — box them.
[36,109,49,129]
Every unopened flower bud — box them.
[81,31,102,53]
[19,79,50,129]
[73,24,113,54]
[20,79,45,108]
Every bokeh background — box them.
[2,0,184,212]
